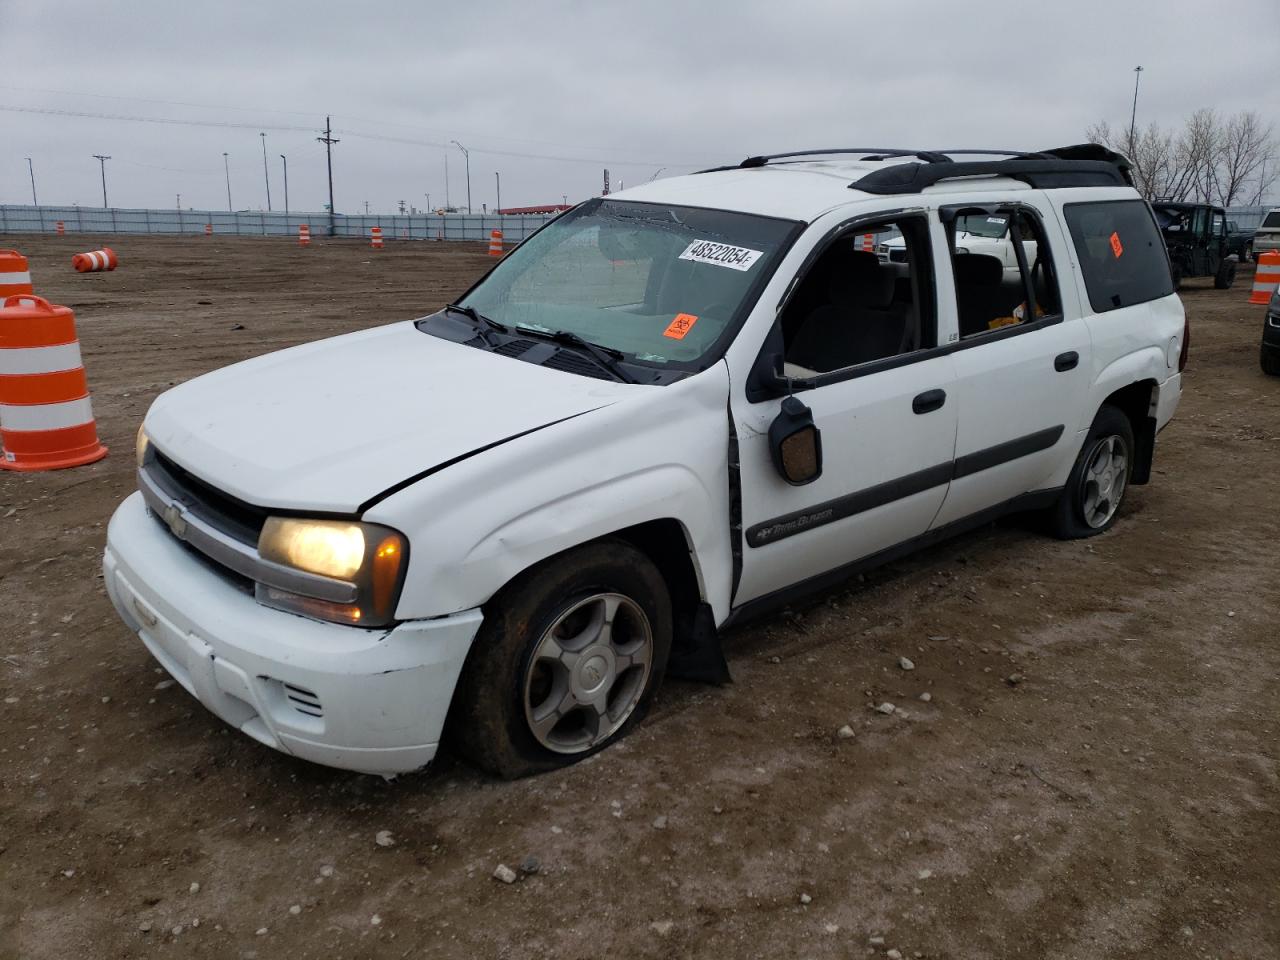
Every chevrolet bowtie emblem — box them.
[163,503,188,539]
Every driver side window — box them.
[779,217,935,377]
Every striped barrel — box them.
[72,247,118,273]
[370,226,384,249]
[1249,251,1280,305]
[204,223,213,236]
[0,251,34,300]
[0,295,108,472]
[55,221,65,236]
[488,230,504,257]
[298,224,311,247]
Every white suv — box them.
[1254,208,1280,260]
[104,145,1186,778]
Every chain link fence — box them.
[0,205,556,242]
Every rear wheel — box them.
[1049,405,1135,539]
[446,539,672,779]
[1243,241,1254,263]
[1170,263,1183,290]
[1214,260,1236,289]
[1262,345,1280,377]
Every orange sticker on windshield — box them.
[1109,231,1123,258]
[664,313,698,340]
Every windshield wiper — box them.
[445,303,510,345]
[517,326,635,384]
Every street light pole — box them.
[1127,65,1144,158]
[280,154,289,216]
[259,132,272,211]
[495,172,501,215]
[223,152,233,211]
[25,157,37,206]
[451,140,471,214]
[92,154,111,208]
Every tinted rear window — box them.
[1263,211,1280,228]
[1063,200,1173,313]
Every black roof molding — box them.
[696,142,1134,194]
[849,143,1133,194]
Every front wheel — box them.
[1214,260,1236,289]
[446,540,672,779]
[1262,345,1280,377]
[1049,405,1135,539]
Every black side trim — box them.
[357,410,599,514]
[726,402,744,603]
[953,426,1063,480]
[745,425,1065,547]
[746,462,953,547]
[723,488,1063,629]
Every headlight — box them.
[1270,288,1280,310]
[135,426,149,467]
[256,518,408,627]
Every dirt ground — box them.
[1,235,1276,960]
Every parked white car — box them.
[1253,208,1280,260]
[105,145,1186,778]
[879,210,1036,277]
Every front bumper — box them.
[1263,312,1280,351]
[103,492,483,776]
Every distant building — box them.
[496,204,573,215]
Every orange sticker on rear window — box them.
[664,313,698,340]
[1109,231,1123,258]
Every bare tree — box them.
[1087,109,1277,206]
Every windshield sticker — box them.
[1109,231,1124,258]
[986,216,1007,225]
[678,240,763,272]
[663,313,699,340]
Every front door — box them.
[732,212,959,607]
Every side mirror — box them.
[769,396,822,485]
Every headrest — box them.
[829,250,895,308]
[952,253,1004,287]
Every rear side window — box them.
[1263,211,1280,228]
[1063,200,1173,313]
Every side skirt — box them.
[720,487,1063,631]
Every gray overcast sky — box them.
[2,0,1276,213]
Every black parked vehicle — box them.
[1152,202,1237,289]
[1262,289,1280,377]
[1225,219,1255,262]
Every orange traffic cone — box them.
[299,224,311,247]
[488,230,504,256]
[72,248,118,273]
[0,295,108,471]
[370,226,384,250]
[1249,251,1280,305]
[0,251,34,299]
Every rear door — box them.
[930,194,1091,528]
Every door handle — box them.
[912,389,946,415]
[1054,351,1079,372]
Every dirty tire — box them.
[1262,346,1280,377]
[445,539,672,779]
[1171,264,1182,290]
[1214,260,1236,290]
[1049,405,1135,540]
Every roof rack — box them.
[696,143,1133,193]
[849,144,1133,194]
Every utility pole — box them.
[25,157,37,206]
[425,192,431,213]
[223,152,233,211]
[176,193,181,209]
[92,154,111,208]
[1127,65,1144,158]
[451,140,471,214]
[495,171,501,215]
[364,200,370,215]
[317,116,339,237]
[280,155,289,216]
[444,153,450,210]
[259,132,272,211]
[562,194,568,207]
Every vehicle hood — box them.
[144,321,639,513]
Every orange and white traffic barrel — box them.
[0,251,34,300]
[370,226,384,250]
[0,295,108,471]
[298,224,311,247]
[204,223,213,236]
[55,221,65,236]
[488,230,504,256]
[1249,251,1280,305]
[72,247,118,273]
